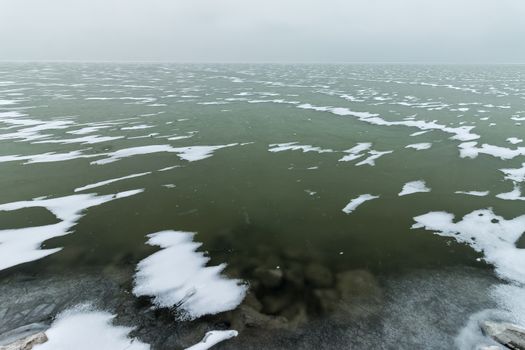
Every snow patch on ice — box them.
[507,137,523,145]
[33,307,149,350]
[133,230,247,320]
[399,180,431,196]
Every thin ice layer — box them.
[133,230,247,320]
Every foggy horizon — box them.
[1,0,525,64]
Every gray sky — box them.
[1,0,524,63]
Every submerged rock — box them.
[481,321,525,350]
[304,263,333,288]
[334,269,383,318]
[279,302,308,328]
[336,269,379,301]
[228,305,287,331]
[253,268,283,289]
[261,290,293,315]
[311,289,340,314]
[283,263,305,289]
[243,293,263,312]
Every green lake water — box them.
[1,63,524,349]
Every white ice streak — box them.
[121,124,154,130]
[32,135,124,145]
[342,194,380,214]
[455,190,490,197]
[398,180,431,196]
[33,308,149,350]
[410,131,430,136]
[297,104,479,142]
[268,142,334,154]
[0,189,143,271]
[507,137,523,145]
[355,150,393,166]
[185,330,238,350]
[158,165,181,172]
[74,172,151,192]
[405,143,432,150]
[168,134,195,141]
[496,184,525,201]
[0,116,74,142]
[92,144,238,165]
[133,230,247,320]
[0,99,19,106]
[459,142,525,160]
[85,97,156,104]
[0,150,99,164]
[339,143,372,162]
[174,144,238,162]
[67,126,111,135]
[501,163,525,183]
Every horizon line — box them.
[1,59,525,65]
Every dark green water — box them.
[1,63,524,349]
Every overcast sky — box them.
[1,0,524,63]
